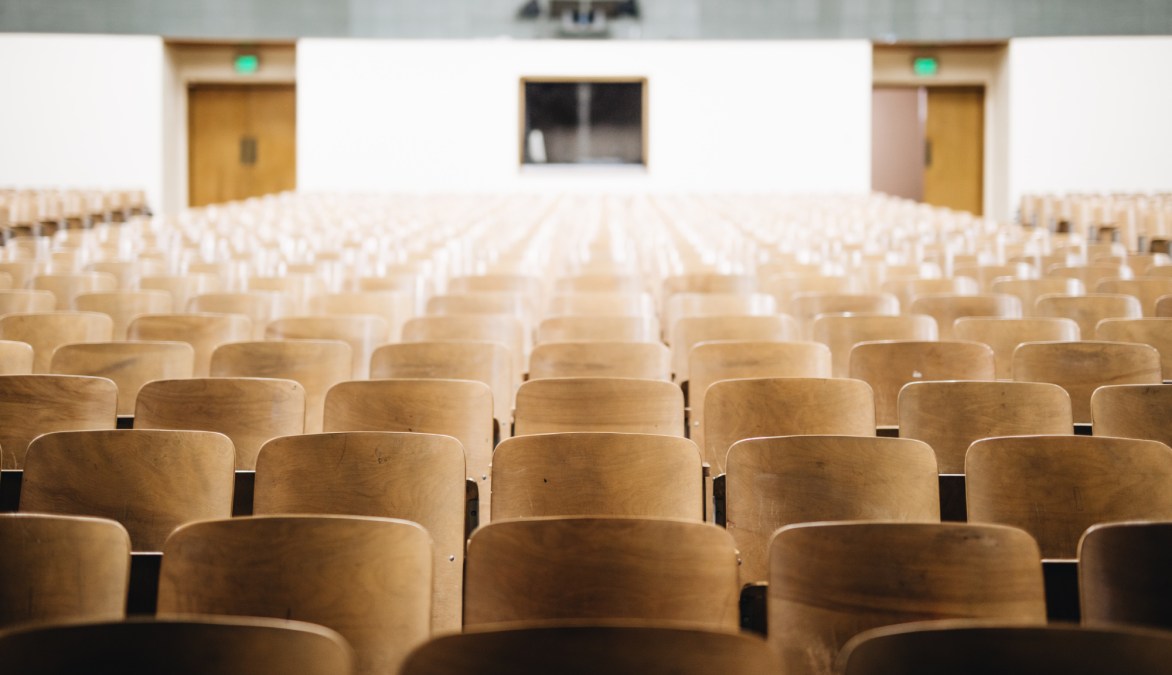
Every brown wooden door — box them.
[923,86,984,216]
[188,85,296,207]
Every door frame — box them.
[162,41,296,214]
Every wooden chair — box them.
[839,621,1172,675]
[135,378,305,470]
[529,341,670,381]
[399,623,778,675]
[492,432,703,521]
[1012,341,1162,423]
[323,378,493,515]
[671,314,799,382]
[811,314,938,378]
[127,313,252,378]
[1097,277,1172,316]
[1091,384,1172,447]
[1158,294,1172,317]
[307,290,414,342]
[663,272,755,299]
[899,381,1073,474]
[954,317,1080,379]
[769,522,1046,675]
[211,340,351,434]
[513,377,684,438]
[254,432,466,632]
[32,272,117,308]
[1096,318,1172,379]
[726,436,939,585]
[247,275,327,314]
[991,277,1084,317]
[74,290,174,339]
[0,513,130,628]
[0,374,116,469]
[545,292,653,317]
[427,292,534,327]
[554,273,645,294]
[21,429,235,551]
[85,260,167,290]
[158,515,431,675]
[265,315,389,380]
[687,341,831,450]
[1035,293,1142,337]
[0,311,113,372]
[761,274,854,309]
[789,292,900,337]
[50,341,194,415]
[537,315,660,344]
[0,289,56,314]
[140,273,221,311]
[1048,263,1133,289]
[664,293,776,342]
[849,340,995,426]
[880,276,979,309]
[450,273,542,298]
[1080,521,1172,630]
[0,339,34,374]
[370,342,513,441]
[0,261,44,290]
[464,517,740,630]
[966,435,1172,558]
[0,616,355,675]
[188,292,294,340]
[703,378,875,475]
[909,293,1022,339]
[954,262,1035,291]
[402,315,526,376]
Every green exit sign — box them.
[234,53,260,75]
[912,56,939,77]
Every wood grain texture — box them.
[400,623,778,675]
[1091,384,1172,448]
[32,272,117,309]
[266,315,390,379]
[0,374,116,469]
[909,293,1022,339]
[514,377,684,438]
[136,377,305,469]
[307,291,414,343]
[899,380,1073,474]
[1035,293,1143,338]
[664,293,776,344]
[689,341,832,452]
[1096,318,1172,379]
[1097,277,1172,317]
[0,339,34,374]
[254,431,466,632]
[1079,521,1172,630]
[727,436,939,586]
[402,315,526,375]
[0,616,354,675]
[21,429,235,551]
[1158,295,1172,317]
[812,314,938,378]
[0,311,114,373]
[50,341,195,415]
[529,341,670,381]
[0,289,56,314]
[211,339,351,434]
[187,292,294,340]
[671,314,798,381]
[140,274,222,312]
[966,435,1172,558]
[990,277,1084,317]
[0,513,130,628]
[1012,340,1162,423]
[159,515,431,675]
[704,377,875,474]
[537,315,660,344]
[464,517,740,630]
[75,290,174,339]
[127,312,252,377]
[491,432,702,522]
[954,317,1080,379]
[789,292,900,336]
[769,522,1046,675]
[880,277,979,310]
[850,340,995,426]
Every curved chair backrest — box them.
[908,293,1023,339]
[127,312,252,377]
[811,313,938,379]
[75,290,173,338]
[1097,277,1172,316]
[402,315,526,375]
[1080,521,1172,631]
[953,317,1080,379]
[1035,293,1142,337]
[1096,318,1172,380]
[307,290,414,344]
[537,315,660,344]
[990,277,1084,317]
[670,314,798,381]
[50,341,195,415]
[0,311,113,372]
[187,292,294,339]
[1091,383,1172,449]
[513,377,684,438]
[0,374,117,469]
[266,315,390,379]
[0,339,34,375]
[0,289,56,314]
[1012,340,1162,424]
[849,340,995,426]
[32,272,118,308]
[529,341,670,381]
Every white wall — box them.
[0,34,165,211]
[1008,37,1172,214]
[297,39,872,194]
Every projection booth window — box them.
[521,78,647,166]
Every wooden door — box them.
[188,85,296,207]
[923,87,984,216]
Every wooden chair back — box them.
[880,276,979,309]
[0,339,34,374]
[158,515,431,675]
[671,314,799,382]
[727,436,939,585]
[0,289,56,314]
[464,517,740,630]
[554,273,645,293]
[514,377,684,438]
[265,315,389,379]
[1091,384,1172,447]
[849,340,995,426]
[140,273,221,310]
[529,341,670,381]
[399,623,778,675]
[50,341,194,415]
[663,273,755,299]
[188,292,293,339]
[449,273,542,298]
[966,435,1172,558]
[899,381,1073,474]
[75,290,173,338]
[769,522,1046,675]
[0,374,116,469]
[211,340,351,433]
[789,292,900,337]
[1012,340,1162,423]
[21,429,235,551]
[127,313,252,377]
[0,261,44,290]
[84,260,167,290]
[307,290,414,342]
[1035,293,1142,337]
[664,293,776,342]
[1080,521,1172,630]
[0,311,113,372]
[545,292,652,317]
[1096,318,1172,379]
[0,513,130,628]
[811,313,938,378]
[1097,277,1172,316]
[954,262,1035,291]
[254,432,466,632]
[136,377,305,470]
[402,315,526,375]
[908,293,1023,339]
[1158,294,1172,317]
[246,275,327,314]
[954,317,1081,379]
[32,272,117,308]
[761,274,854,309]
[703,377,875,474]
[537,315,659,344]
[990,277,1084,317]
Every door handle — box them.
[924,138,933,168]
[239,136,258,166]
